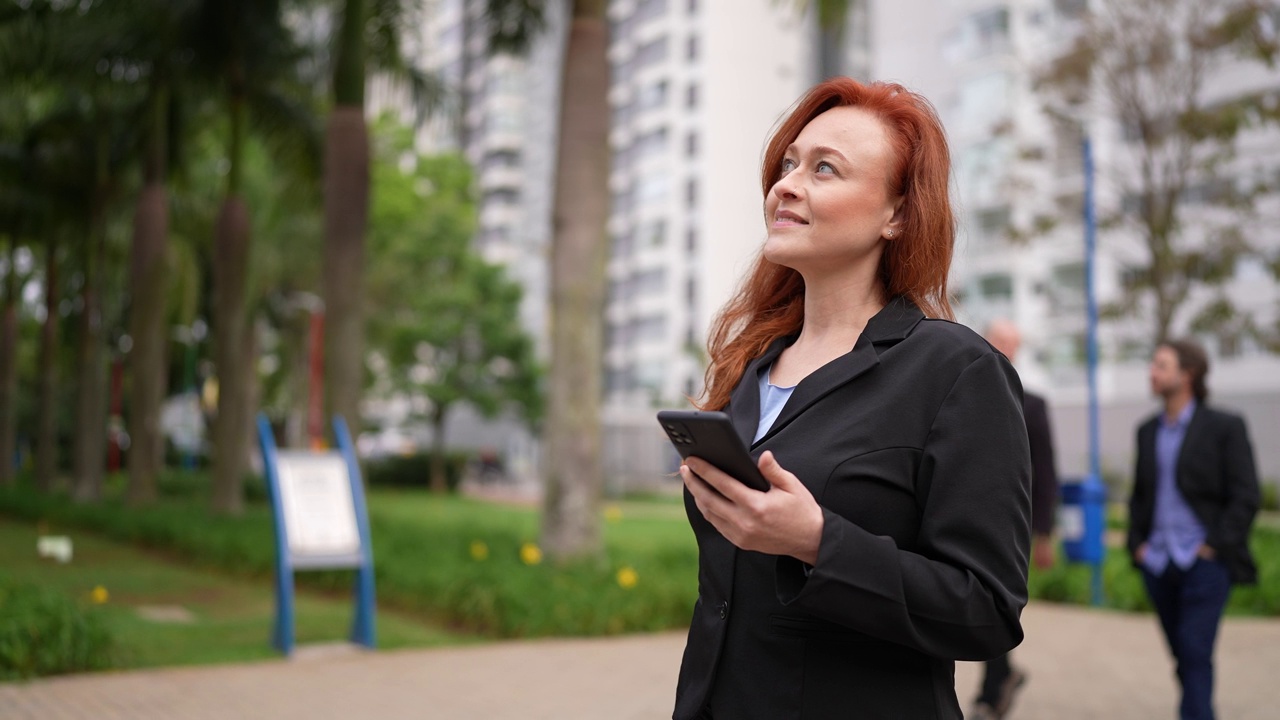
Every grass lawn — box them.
[0,518,473,670]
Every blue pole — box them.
[256,414,296,654]
[1083,135,1104,607]
[334,415,377,649]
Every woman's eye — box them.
[816,161,835,174]
[781,158,797,172]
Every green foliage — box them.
[365,115,542,426]
[1028,528,1280,616]
[5,477,1280,646]
[0,578,115,680]
[0,477,698,638]
[365,451,471,492]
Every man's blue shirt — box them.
[1144,400,1208,575]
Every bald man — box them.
[971,320,1059,720]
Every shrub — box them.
[0,579,115,680]
[365,451,471,492]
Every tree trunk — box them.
[0,237,18,487]
[35,238,60,492]
[126,183,170,504]
[210,195,251,515]
[541,1,611,563]
[429,404,448,494]
[321,107,370,438]
[72,224,107,503]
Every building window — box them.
[979,273,1013,301]
[685,178,698,209]
[686,131,698,157]
[483,188,521,205]
[687,35,699,61]
[1053,0,1087,20]
[688,0,697,15]
[635,37,669,72]
[647,220,667,247]
[638,79,668,111]
[686,227,698,254]
[686,83,699,109]
[638,174,669,206]
[977,205,1011,237]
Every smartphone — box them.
[657,410,770,491]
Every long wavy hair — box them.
[697,78,956,411]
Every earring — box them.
[885,229,896,239]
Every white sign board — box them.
[275,451,362,560]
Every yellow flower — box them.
[470,541,489,561]
[520,542,543,566]
[616,566,639,589]
[89,586,109,604]
[603,504,623,523]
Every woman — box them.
[673,78,1032,719]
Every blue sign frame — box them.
[257,414,376,655]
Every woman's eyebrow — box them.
[784,143,849,163]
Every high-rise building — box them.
[601,0,850,488]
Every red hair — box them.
[698,78,955,411]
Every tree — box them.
[189,0,321,514]
[1037,0,1279,348]
[540,0,610,562]
[365,122,541,492]
[122,0,202,505]
[320,0,542,447]
[321,0,451,442]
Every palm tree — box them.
[192,0,320,514]
[320,0,452,440]
[123,0,202,505]
[539,0,610,562]
[0,2,143,499]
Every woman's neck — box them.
[795,275,886,350]
[769,274,885,387]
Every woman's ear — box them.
[883,199,906,240]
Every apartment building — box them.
[601,0,842,488]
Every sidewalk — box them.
[3,601,1279,719]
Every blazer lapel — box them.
[751,297,924,448]
[1175,404,1207,479]
[727,336,792,448]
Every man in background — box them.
[971,320,1059,720]
[1128,338,1260,720]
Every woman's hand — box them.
[681,450,824,565]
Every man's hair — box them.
[1160,338,1210,403]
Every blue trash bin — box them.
[1059,475,1107,564]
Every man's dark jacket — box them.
[1023,392,1058,536]
[1127,404,1260,585]
[673,298,1032,720]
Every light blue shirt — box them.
[1144,400,1207,575]
[754,364,796,443]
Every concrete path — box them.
[3,601,1279,719]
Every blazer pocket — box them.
[769,613,872,643]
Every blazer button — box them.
[717,601,729,619]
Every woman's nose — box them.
[772,174,801,200]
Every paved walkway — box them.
[3,601,1279,719]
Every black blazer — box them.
[1127,404,1260,585]
[674,298,1032,720]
